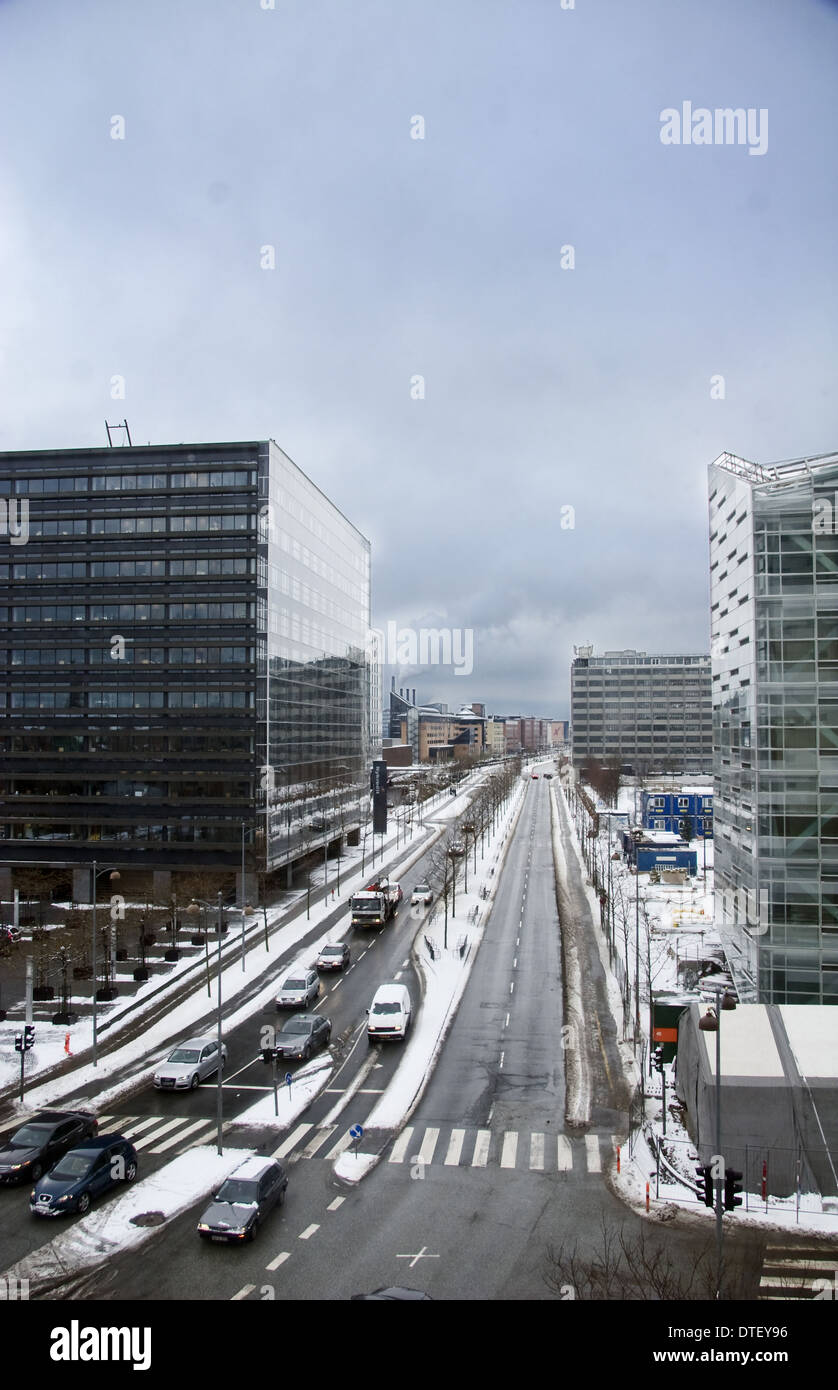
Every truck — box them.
[349,878,402,929]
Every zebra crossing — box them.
[758,1243,838,1300]
[96,1113,231,1157]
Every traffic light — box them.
[724,1168,743,1211]
[24,1024,35,1050]
[652,1045,664,1074]
[695,1164,714,1207]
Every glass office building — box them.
[709,449,838,1005]
[0,440,371,900]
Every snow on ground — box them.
[333,776,527,1182]
[2,1145,253,1289]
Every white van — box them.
[367,983,412,1042]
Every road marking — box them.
[396,1246,439,1269]
[231,1285,255,1301]
[585,1135,602,1172]
[417,1127,439,1165]
[298,1126,336,1159]
[149,1118,215,1154]
[325,1130,356,1159]
[272,1123,313,1158]
[130,1118,189,1150]
[500,1132,518,1168]
[471,1130,491,1166]
[504,1012,510,1028]
[358,1087,384,1093]
[327,1197,345,1212]
[330,979,342,990]
[530,1133,545,1170]
[389,1127,414,1163]
[299,1224,320,1240]
[265,1252,290,1271]
[513,957,517,968]
[557,1136,572,1170]
[120,1115,170,1139]
[444,1129,465,1165]
[499,1051,505,1069]
[393,970,403,980]
[401,958,409,967]
[509,981,514,994]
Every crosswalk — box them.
[758,1243,838,1300]
[96,1112,231,1157]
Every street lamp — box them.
[90,862,121,1068]
[239,904,255,971]
[698,987,737,1299]
[186,892,225,1155]
[630,828,644,1038]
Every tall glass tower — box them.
[709,449,838,1004]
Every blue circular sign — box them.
[350,1124,363,1139]
[285,1072,293,1084]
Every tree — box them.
[679,812,694,843]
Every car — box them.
[531,773,539,779]
[315,942,350,971]
[262,1012,332,1062]
[153,1037,227,1090]
[543,773,553,779]
[410,884,433,906]
[197,1156,287,1243]
[0,1111,98,1186]
[0,925,22,946]
[276,969,320,1010]
[367,982,412,1042]
[350,1287,433,1300]
[29,1135,138,1217]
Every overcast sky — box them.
[1,0,836,716]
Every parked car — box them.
[531,773,539,779]
[367,983,412,1042]
[276,969,320,1010]
[197,1156,287,1243]
[0,925,22,946]
[262,1013,332,1062]
[315,942,350,971]
[0,1111,98,1185]
[543,773,553,779]
[153,1037,227,1090]
[410,884,433,906]
[30,1135,138,1217]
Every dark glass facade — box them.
[0,440,370,892]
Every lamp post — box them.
[699,987,737,1299]
[90,862,121,1068]
[187,892,225,1155]
[240,904,255,971]
[631,828,644,1038]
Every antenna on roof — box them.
[105,419,133,447]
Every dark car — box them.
[30,1135,138,1217]
[350,1287,433,1301]
[262,1013,332,1063]
[315,942,350,972]
[0,1111,98,1185]
[197,1156,287,1243]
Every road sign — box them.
[350,1124,363,1139]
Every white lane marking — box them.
[530,1133,545,1170]
[327,1196,345,1212]
[513,957,517,968]
[331,979,342,990]
[265,1251,290,1271]
[444,1129,465,1165]
[504,1012,510,1028]
[120,1115,169,1139]
[231,1285,255,1301]
[389,1127,414,1163]
[401,959,409,967]
[323,1130,353,1160]
[471,1130,491,1166]
[557,1136,572,1170]
[417,1127,439,1165]
[393,970,403,980]
[585,1135,602,1172]
[297,1126,336,1159]
[500,1132,518,1169]
[299,1224,320,1240]
[149,1117,215,1154]
[509,981,514,994]
[130,1118,189,1150]
[272,1123,313,1158]
[516,936,520,945]
[499,1051,505,1069]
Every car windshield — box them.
[49,1153,95,1180]
[283,979,305,990]
[214,1180,259,1204]
[281,1020,311,1035]
[414,885,429,893]
[167,1049,200,1063]
[373,1001,401,1015]
[321,946,343,955]
[9,1124,52,1147]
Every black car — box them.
[30,1135,138,1217]
[262,1013,332,1063]
[350,1287,433,1300]
[0,1111,98,1185]
[197,1156,287,1243]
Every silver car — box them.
[276,969,320,1010]
[153,1037,227,1091]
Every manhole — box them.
[130,1211,166,1227]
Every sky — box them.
[1,0,836,717]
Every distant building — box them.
[642,787,713,836]
[571,645,712,775]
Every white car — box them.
[367,983,412,1042]
[276,969,320,1010]
[153,1038,227,1091]
[410,883,433,906]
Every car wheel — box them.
[325,1027,332,1044]
[303,1045,311,1061]
[77,1192,91,1215]
[247,1221,257,1243]
[190,1073,200,1090]
[278,1187,286,1207]
[125,1161,138,1182]
[30,1162,43,1182]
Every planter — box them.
[115,948,128,961]
[164,948,180,962]
[52,1010,78,1026]
[190,934,205,947]
[142,933,156,948]
[95,986,118,1002]
[72,965,93,980]
[33,985,55,1001]
[133,967,149,982]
